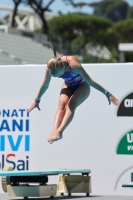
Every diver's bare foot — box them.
[47,130,56,143]
[48,129,62,144]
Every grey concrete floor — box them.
[0,194,133,200]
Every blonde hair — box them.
[47,57,63,75]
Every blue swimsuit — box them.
[59,56,84,92]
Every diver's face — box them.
[51,63,65,77]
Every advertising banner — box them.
[0,63,133,196]
[0,98,36,171]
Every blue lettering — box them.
[11,109,18,117]
[3,110,10,117]
[27,111,29,117]
[0,136,5,151]
[12,120,23,131]
[1,109,29,118]
[2,154,4,169]
[6,159,15,170]
[8,135,23,151]
[0,155,29,170]
[26,156,29,170]
[0,135,30,151]
[19,109,25,117]
[0,120,10,131]
[17,160,25,170]
[26,120,29,131]
[25,135,30,151]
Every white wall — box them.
[0,63,133,195]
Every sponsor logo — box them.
[117,92,133,116]
[0,154,29,170]
[116,130,133,155]
[0,109,31,170]
[0,135,30,151]
[115,166,133,191]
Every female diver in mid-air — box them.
[28,37,119,144]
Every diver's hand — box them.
[28,101,41,112]
[109,94,119,106]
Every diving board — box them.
[0,166,91,199]
[0,168,91,176]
